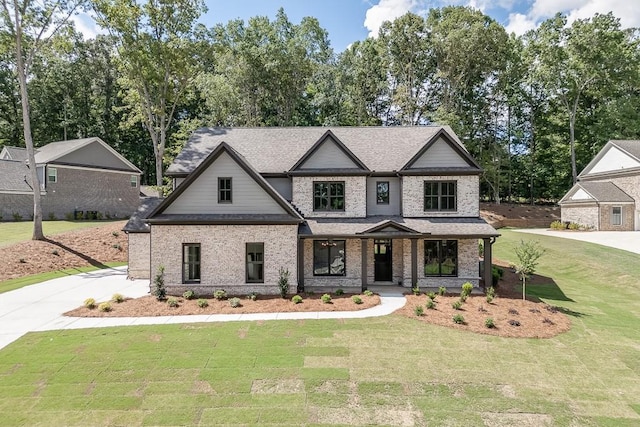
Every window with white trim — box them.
[612,206,622,226]
[48,167,57,183]
[130,175,138,188]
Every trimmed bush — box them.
[213,290,227,300]
[84,298,96,309]
[278,267,290,298]
[321,294,332,304]
[363,290,374,297]
[352,295,363,304]
[291,295,303,304]
[487,286,496,298]
[459,294,468,303]
[152,266,166,300]
[197,298,208,308]
[452,314,465,324]
[229,297,241,308]
[411,286,421,296]
[335,289,344,296]
[426,291,436,300]
[451,300,462,310]
[98,302,112,312]
[414,305,424,316]
[167,298,179,307]
[183,290,196,300]
[111,293,125,303]
[485,318,495,328]
[426,299,436,310]
[247,292,258,301]
[438,286,447,296]
[550,220,564,230]
[461,282,473,297]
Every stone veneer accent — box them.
[150,224,299,296]
[128,233,151,279]
[599,203,634,231]
[292,176,367,218]
[402,175,479,217]
[561,204,599,229]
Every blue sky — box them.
[75,1,640,52]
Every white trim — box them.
[0,190,46,195]
[45,163,142,175]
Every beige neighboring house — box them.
[560,140,640,231]
[124,127,499,294]
[0,138,141,221]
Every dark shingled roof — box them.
[123,198,163,233]
[166,126,472,176]
[562,182,634,204]
[1,146,28,161]
[0,160,34,192]
[611,140,640,160]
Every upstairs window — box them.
[48,167,57,183]
[246,243,264,283]
[424,240,458,277]
[314,181,345,211]
[182,244,201,283]
[612,206,622,226]
[424,181,456,211]
[130,175,138,188]
[218,177,232,203]
[376,181,389,204]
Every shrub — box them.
[426,299,436,310]
[112,244,122,251]
[426,291,436,300]
[568,222,580,230]
[111,293,125,303]
[229,297,241,308]
[247,292,258,301]
[352,295,363,304]
[183,290,196,300]
[213,289,227,300]
[277,267,290,298]
[550,220,564,230]
[335,289,344,296]
[98,302,112,312]
[486,295,494,303]
[111,231,120,237]
[451,300,462,310]
[491,266,503,287]
[152,266,166,300]
[84,298,96,309]
[438,286,447,296]
[291,295,303,304]
[487,286,496,298]
[47,212,56,220]
[461,282,473,297]
[65,212,74,221]
[459,294,468,303]
[197,298,208,308]
[321,293,332,304]
[411,286,421,296]
[167,298,179,308]
[414,305,424,316]
[452,314,465,324]
[363,290,374,297]
[485,318,495,328]
[12,212,22,221]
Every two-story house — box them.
[124,127,499,293]
[560,140,640,231]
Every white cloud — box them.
[364,0,417,37]
[529,0,585,20]
[71,12,106,40]
[505,12,538,35]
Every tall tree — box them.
[1,0,84,239]
[93,0,207,191]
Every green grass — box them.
[0,220,121,247]
[0,262,127,294]
[0,229,639,425]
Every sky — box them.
[75,0,640,52]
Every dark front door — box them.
[374,239,392,282]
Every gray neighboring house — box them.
[560,140,640,231]
[0,137,141,221]
[125,127,499,293]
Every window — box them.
[376,181,389,204]
[130,175,138,188]
[314,181,345,211]
[424,240,457,276]
[313,240,345,276]
[424,181,456,211]
[246,242,264,283]
[612,206,622,226]
[182,244,201,283]
[218,177,232,203]
[48,167,57,183]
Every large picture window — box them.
[182,244,201,283]
[314,181,345,211]
[313,240,345,276]
[424,240,457,276]
[612,206,622,226]
[218,177,232,203]
[246,242,264,283]
[376,181,389,204]
[424,181,456,211]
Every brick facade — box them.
[128,233,151,279]
[0,193,34,220]
[292,176,367,218]
[561,204,599,229]
[402,175,479,217]
[599,204,634,231]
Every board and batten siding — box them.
[56,141,134,171]
[265,177,292,201]
[588,146,640,175]
[163,151,288,215]
[298,138,360,169]
[366,177,401,215]
[408,137,470,168]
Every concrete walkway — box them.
[515,229,640,254]
[0,266,407,351]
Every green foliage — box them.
[451,300,462,310]
[196,298,208,308]
[152,266,166,301]
[568,222,580,230]
[321,294,332,304]
[486,294,494,304]
[487,286,496,298]
[485,318,495,328]
[461,282,473,297]
[111,293,125,303]
[48,212,56,221]
[452,314,465,324]
[167,298,179,308]
[213,290,227,300]
[438,286,447,296]
[514,240,545,300]
[247,292,258,301]
[182,290,196,300]
[426,291,436,300]
[426,299,436,310]
[12,213,22,221]
[335,289,344,296]
[352,295,362,304]
[278,267,290,299]
[492,266,503,287]
[291,295,303,304]
[411,286,421,296]
[459,294,468,303]
[229,297,241,308]
[112,231,120,237]
[98,302,112,312]
[550,220,565,230]
[84,298,96,309]
[363,290,374,297]
[414,305,424,316]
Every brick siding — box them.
[402,175,479,217]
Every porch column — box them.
[483,237,494,288]
[297,237,304,293]
[410,238,418,288]
[361,238,368,291]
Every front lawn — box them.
[0,220,118,247]
[0,229,638,426]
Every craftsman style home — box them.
[0,137,141,220]
[125,127,499,294]
[560,140,640,231]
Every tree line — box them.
[2,1,639,205]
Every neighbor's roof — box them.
[560,181,634,204]
[166,126,473,176]
[32,138,97,164]
[1,146,28,161]
[610,140,640,160]
[123,198,164,233]
[0,160,34,192]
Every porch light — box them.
[320,240,337,247]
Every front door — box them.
[374,239,392,282]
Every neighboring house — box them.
[560,140,640,231]
[0,137,141,221]
[124,127,499,293]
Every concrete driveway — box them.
[515,229,640,254]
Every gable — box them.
[163,151,289,215]
[408,136,472,169]
[291,130,369,172]
[570,188,593,201]
[54,140,137,171]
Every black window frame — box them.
[612,206,622,226]
[376,181,390,204]
[182,243,201,283]
[313,181,345,211]
[313,240,346,276]
[424,240,458,277]
[246,242,264,283]
[424,181,457,212]
[218,177,232,203]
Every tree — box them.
[1,0,85,239]
[93,0,207,192]
[513,240,544,300]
